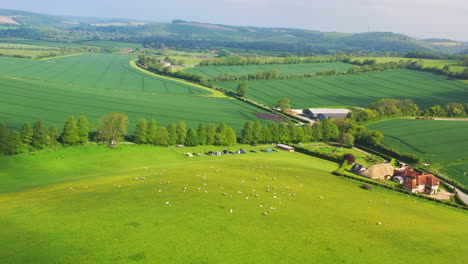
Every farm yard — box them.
[0,145,467,264]
[367,119,468,188]
[214,70,468,109]
[184,62,352,79]
[0,53,273,131]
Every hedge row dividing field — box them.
[0,145,466,264]
[0,54,272,131]
[185,62,351,78]
[215,70,468,109]
[367,119,468,188]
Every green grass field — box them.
[367,119,468,188]
[0,145,466,264]
[0,43,57,50]
[215,70,468,109]
[0,48,60,58]
[185,62,351,79]
[302,143,382,167]
[0,53,272,131]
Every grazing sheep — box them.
[197,187,202,190]
[272,177,276,180]
[245,197,249,200]
[255,194,259,197]
[262,212,268,216]
[237,191,243,194]
[69,187,74,190]
[142,176,146,180]
[266,189,270,192]
[377,222,382,225]
[220,187,224,189]
[273,195,277,199]
[203,183,207,186]
[204,190,208,193]
[222,192,228,196]
[259,204,264,208]
[165,201,170,205]
[229,209,233,213]
[84,186,88,189]
[134,177,140,181]
[320,196,323,199]
[117,185,121,188]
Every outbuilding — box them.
[360,163,395,180]
[302,108,351,120]
[276,144,295,152]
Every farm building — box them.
[351,163,366,174]
[276,144,295,152]
[360,163,394,180]
[302,108,350,120]
[403,174,440,195]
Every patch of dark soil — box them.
[253,112,285,122]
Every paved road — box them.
[454,187,468,205]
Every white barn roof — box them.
[305,108,350,114]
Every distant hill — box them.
[0,8,460,54]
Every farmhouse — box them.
[403,174,440,195]
[276,144,295,152]
[302,108,350,120]
[360,163,394,180]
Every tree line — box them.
[198,55,346,66]
[349,99,468,123]
[138,55,206,83]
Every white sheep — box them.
[229,209,233,213]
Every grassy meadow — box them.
[185,62,351,79]
[215,70,468,109]
[367,119,468,188]
[0,145,467,264]
[0,53,272,131]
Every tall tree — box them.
[206,123,216,145]
[215,122,228,146]
[95,112,128,145]
[155,127,169,146]
[167,123,177,145]
[236,82,249,97]
[146,119,158,144]
[5,131,26,155]
[292,126,305,143]
[312,121,323,142]
[20,122,33,150]
[338,132,355,148]
[278,124,290,143]
[176,121,187,144]
[48,125,59,148]
[197,122,207,145]
[260,126,272,143]
[185,128,199,146]
[277,98,291,112]
[32,119,47,150]
[0,122,7,154]
[225,127,237,146]
[253,121,262,143]
[77,115,89,144]
[134,118,148,144]
[322,118,339,142]
[61,116,78,146]
[241,121,254,144]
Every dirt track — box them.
[410,117,468,121]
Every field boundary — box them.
[129,59,227,98]
[37,52,89,60]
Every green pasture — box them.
[0,43,57,50]
[215,70,468,109]
[0,145,466,263]
[0,38,85,49]
[185,62,351,79]
[301,143,382,167]
[0,48,60,58]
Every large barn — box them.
[302,108,350,120]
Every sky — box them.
[2,0,468,41]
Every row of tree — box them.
[349,99,468,123]
[133,119,237,146]
[198,55,346,66]
[138,55,205,83]
[0,116,89,155]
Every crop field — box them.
[440,163,468,188]
[185,62,351,79]
[0,145,466,264]
[0,38,85,49]
[0,53,272,131]
[215,70,468,109]
[0,43,57,50]
[367,119,468,188]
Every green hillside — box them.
[215,70,468,109]
[0,145,466,264]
